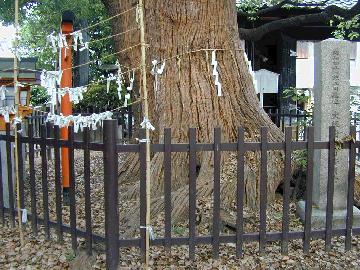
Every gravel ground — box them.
[1,151,360,269]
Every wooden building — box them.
[0,57,40,107]
[237,0,359,113]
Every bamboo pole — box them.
[13,0,24,246]
[138,0,151,266]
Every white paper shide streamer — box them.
[105,64,135,107]
[41,70,63,89]
[46,111,113,133]
[48,30,92,53]
[58,33,68,49]
[0,106,16,123]
[57,86,88,105]
[116,61,124,100]
[151,60,165,95]
[0,85,8,101]
[140,117,155,131]
[127,70,135,91]
[79,42,95,55]
[211,51,222,97]
[70,30,84,51]
[47,32,58,53]
[124,93,131,107]
[106,73,117,93]
[41,70,63,109]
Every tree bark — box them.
[102,0,284,232]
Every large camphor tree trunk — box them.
[101,0,284,230]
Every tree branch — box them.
[238,0,360,41]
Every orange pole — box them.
[60,20,73,192]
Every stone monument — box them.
[297,38,360,228]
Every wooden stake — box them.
[138,0,151,266]
[14,0,24,246]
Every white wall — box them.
[296,42,314,89]
[350,43,360,87]
[296,41,360,89]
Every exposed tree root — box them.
[119,150,284,237]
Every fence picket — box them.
[325,126,336,251]
[6,123,15,227]
[68,126,77,252]
[103,120,119,270]
[83,127,92,255]
[213,128,221,258]
[16,123,25,210]
[54,125,63,242]
[236,127,245,257]
[28,124,38,235]
[281,127,292,254]
[259,127,268,254]
[304,126,314,253]
[40,125,50,239]
[0,137,3,224]
[46,123,52,160]
[139,128,147,261]
[164,128,172,252]
[189,128,197,260]
[0,122,359,265]
[345,126,356,251]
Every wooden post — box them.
[13,0,24,246]
[60,11,74,201]
[103,120,119,270]
[138,0,151,266]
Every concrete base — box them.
[296,201,360,229]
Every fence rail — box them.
[0,120,359,269]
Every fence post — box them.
[188,128,197,259]
[6,123,15,227]
[345,126,356,251]
[139,128,147,261]
[16,123,25,210]
[0,136,3,224]
[103,120,119,270]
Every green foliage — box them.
[349,87,360,128]
[282,87,311,104]
[330,15,360,41]
[74,84,125,111]
[172,226,187,236]
[1,0,114,77]
[65,250,76,262]
[236,1,360,40]
[293,150,307,169]
[30,86,49,106]
[0,0,119,108]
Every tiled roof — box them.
[301,0,357,9]
[236,0,357,9]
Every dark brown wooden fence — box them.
[0,119,359,269]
